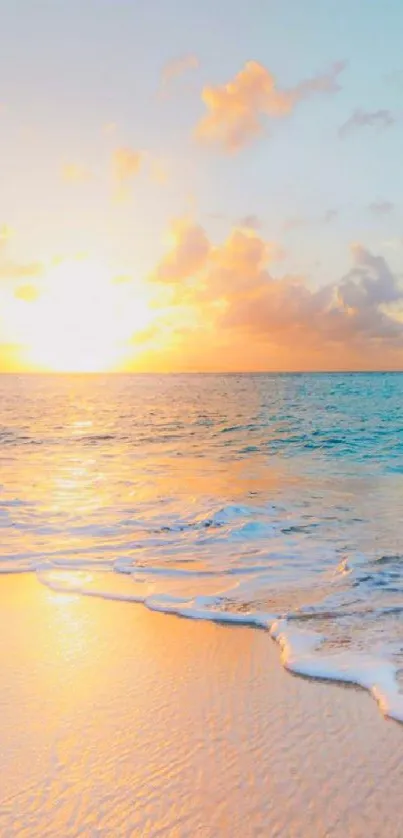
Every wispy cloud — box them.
[339,108,395,138]
[283,209,339,232]
[62,163,92,183]
[0,227,43,283]
[160,54,199,94]
[238,214,261,230]
[368,200,395,216]
[111,149,169,197]
[111,148,144,201]
[0,261,43,280]
[112,148,143,185]
[196,60,346,151]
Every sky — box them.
[0,0,403,371]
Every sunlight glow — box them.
[10,258,155,372]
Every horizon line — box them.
[1,369,403,376]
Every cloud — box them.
[238,214,261,230]
[338,245,402,311]
[149,158,169,185]
[339,109,395,138]
[14,283,40,302]
[196,60,346,151]
[205,230,284,299]
[0,228,43,283]
[0,224,14,245]
[103,122,118,136]
[62,163,92,183]
[151,221,403,354]
[219,243,403,345]
[368,200,394,216]
[0,261,43,280]
[323,209,338,223]
[283,209,339,231]
[112,148,143,185]
[152,219,211,283]
[160,54,199,93]
[111,148,144,201]
[112,149,169,192]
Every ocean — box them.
[1,372,403,719]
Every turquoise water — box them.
[1,373,403,718]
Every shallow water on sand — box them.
[1,372,403,719]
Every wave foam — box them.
[27,562,403,725]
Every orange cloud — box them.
[112,148,144,202]
[217,243,403,348]
[204,230,284,303]
[0,260,43,280]
[196,60,346,151]
[112,148,143,184]
[150,220,403,362]
[152,219,211,283]
[62,163,92,183]
[160,54,199,92]
[152,223,282,301]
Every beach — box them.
[2,0,403,832]
[1,574,402,837]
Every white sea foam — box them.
[271,619,403,723]
[32,559,403,724]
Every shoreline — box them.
[36,567,403,725]
[1,574,403,836]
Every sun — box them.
[12,258,154,372]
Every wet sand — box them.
[1,574,402,837]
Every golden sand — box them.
[0,575,402,837]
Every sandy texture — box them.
[0,575,402,837]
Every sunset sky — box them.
[1,0,403,371]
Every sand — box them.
[0,575,402,837]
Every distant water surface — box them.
[1,373,403,719]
